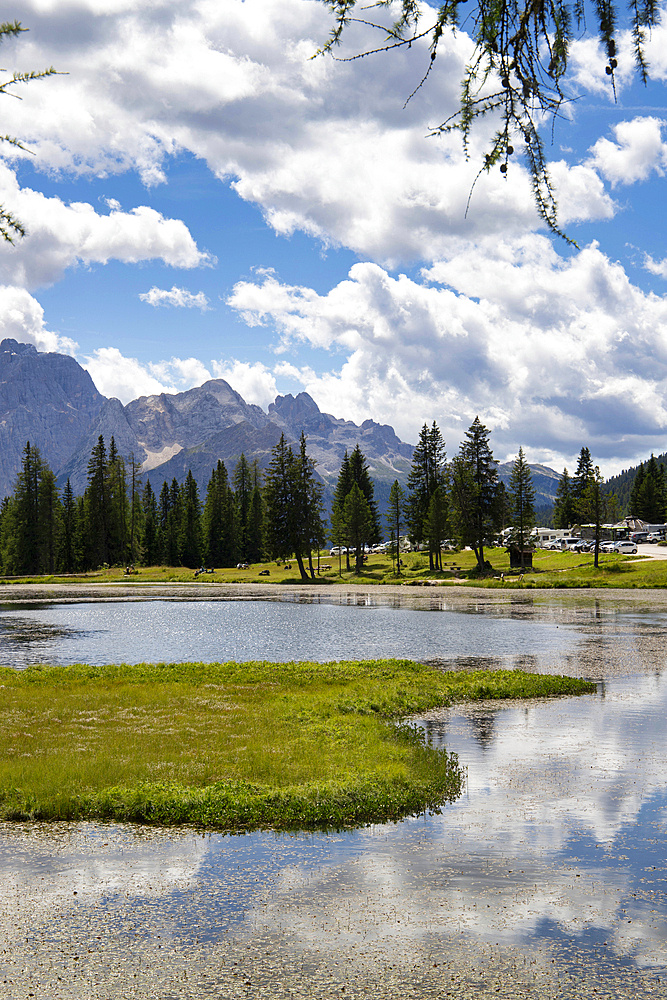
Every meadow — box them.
[4,546,665,589]
[0,658,594,830]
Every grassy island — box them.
[0,659,595,830]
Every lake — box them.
[1,584,666,998]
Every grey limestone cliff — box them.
[0,339,105,497]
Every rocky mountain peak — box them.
[1,338,38,356]
[0,340,105,497]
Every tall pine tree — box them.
[508,447,536,570]
[264,433,324,581]
[203,460,237,567]
[553,468,575,528]
[140,480,160,567]
[349,444,381,544]
[332,449,354,570]
[449,417,500,571]
[84,435,110,568]
[386,479,406,575]
[61,478,78,573]
[107,436,128,565]
[179,471,203,568]
[406,421,447,570]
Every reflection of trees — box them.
[469,712,495,751]
[0,616,74,645]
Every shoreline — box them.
[3,579,667,607]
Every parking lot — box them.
[634,542,667,560]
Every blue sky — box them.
[2,0,667,476]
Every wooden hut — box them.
[508,544,534,569]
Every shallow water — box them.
[1,589,667,997]
[0,594,585,668]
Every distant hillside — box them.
[604,452,667,513]
[496,461,560,507]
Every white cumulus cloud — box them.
[643,253,667,278]
[211,358,278,408]
[0,0,621,264]
[139,286,210,310]
[0,163,212,289]
[587,117,667,188]
[0,285,77,354]
[227,238,667,471]
[81,348,214,403]
[81,347,176,401]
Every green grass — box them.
[0,659,595,830]
[3,545,664,589]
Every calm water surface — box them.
[1,589,667,997]
[0,595,586,667]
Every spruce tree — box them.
[61,479,77,573]
[264,434,298,569]
[553,468,575,528]
[164,478,182,566]
[295,433,326,579]
[37,465,60,574]
[343,483,374,573]
[572,447,594,509]
[406,421,447,569]
[140,480,160,567]
[203,460,237,567]
[264,433,324,581]
[85,435,110,568]
[452,416,500,571]
[332,450,354,570]
[1,442,61,575]
[107,436,128,565]
[628,463,645,517]
[6,441,40,574]
[0,496,9,574]
[508,447,536,570]
[447,454,479,554]
[426,487,448,572]
[233,454,252,561]
[246,481,265,564]
[329,502,348,577]
[386,479,406,575]
[577,466,616,568]
[126,452,143,565]
[633,455,666,523]
[349,444,381,544]
[179,470,203,568]
[157,480,171,563]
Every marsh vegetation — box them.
[0,658,594,829]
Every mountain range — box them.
[0,338,562,511]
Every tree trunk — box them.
[295,552,309,581]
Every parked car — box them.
[558,537,581,550]
[600,541,617,552]
[615,540,638,554]
[329,546,348,556]
[647,532,665,543]
[630,532,649,543]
